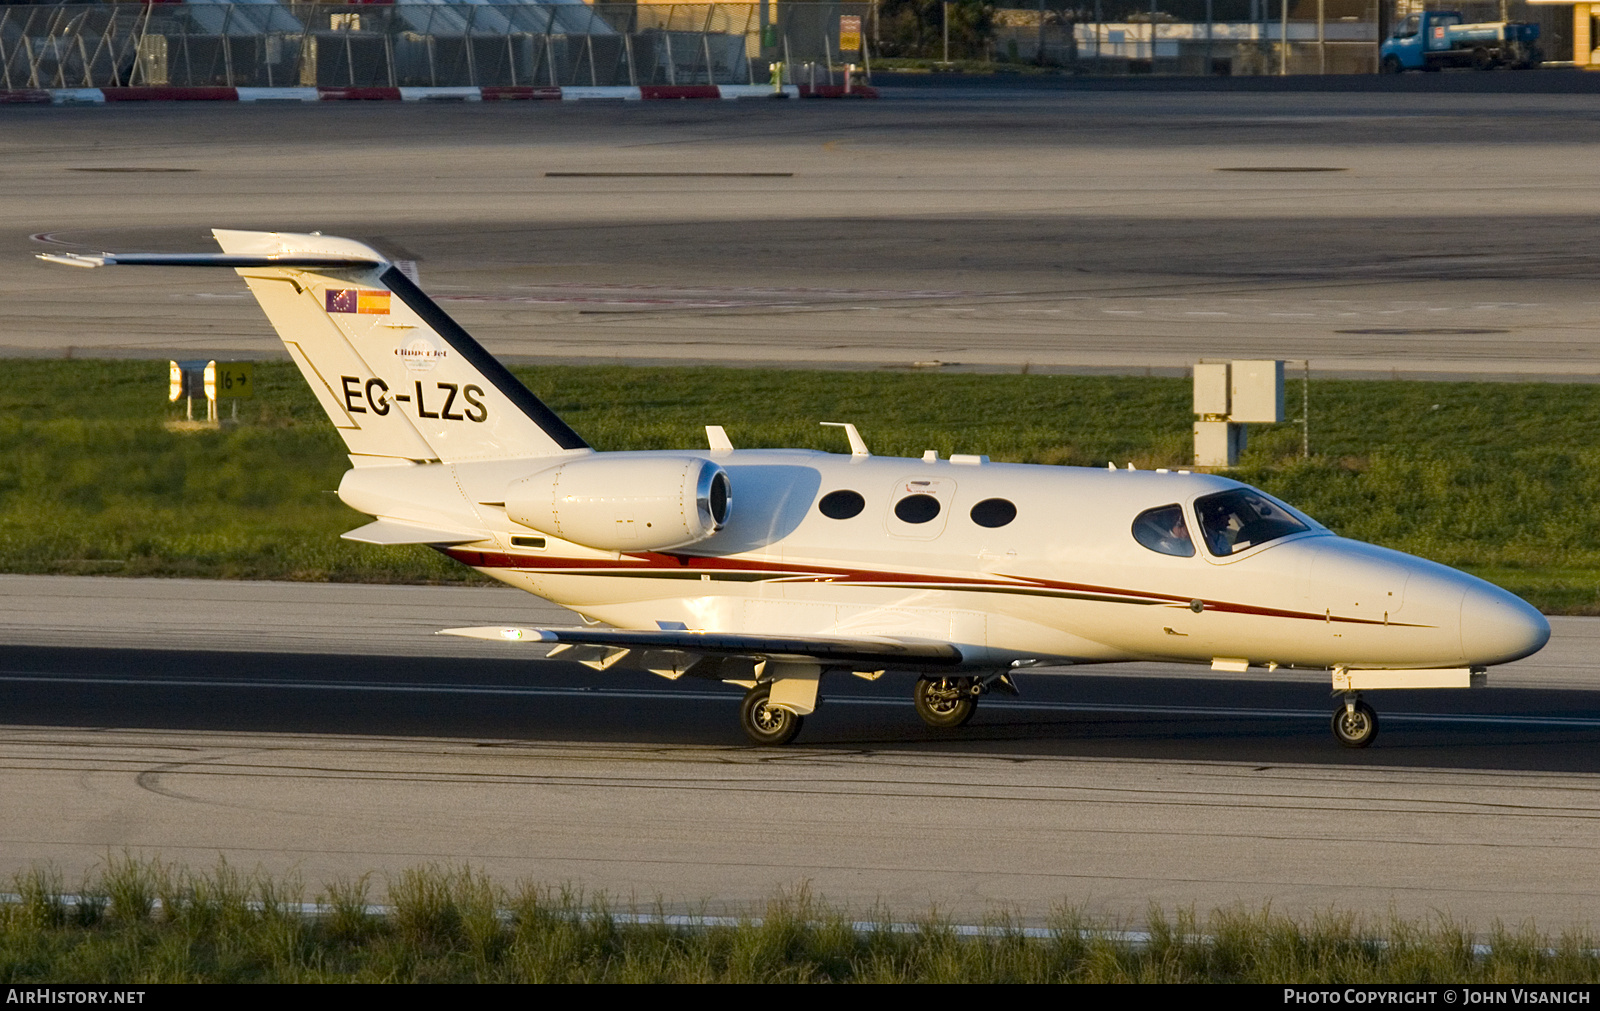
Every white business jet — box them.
[41,230,1550,748]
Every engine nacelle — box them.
[506,455,730,552]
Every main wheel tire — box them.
[1381,55,1403,74]
[1332,701,1379,749]
[913,677,978,728]
[740,684,804,746]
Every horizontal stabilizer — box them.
[437,625,964,667]
[341,519,484,546]
[41,228,591,464]
[37,252,383,269]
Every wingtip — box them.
[36,252,107,268]
[436,625,557,643]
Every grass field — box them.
[4,860,1598,983]
[3,359,1600,611]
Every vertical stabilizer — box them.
[212,229,589,464]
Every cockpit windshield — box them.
[1193,489,1311,557]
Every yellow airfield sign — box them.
[840,15,862,53]
[214,362,254,399]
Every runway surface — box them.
[4,575,1600,927]
[5,92,1600,378]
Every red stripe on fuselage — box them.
[440,548,1421,628]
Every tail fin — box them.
[210,229,587,464]
[38,228,583,464]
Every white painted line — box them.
[2,673,1598,730]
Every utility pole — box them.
[1280,0,1288,74]
[1318,0,1326,74]
[1037,0,1044,64]
[943,2,950,63]
[1206,0,1214,73]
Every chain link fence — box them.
[1,0,1580,86]
[0,2,874,89]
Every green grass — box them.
[4,860,1598,983]
[3,360,1600,611]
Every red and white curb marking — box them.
[0,83,876,104]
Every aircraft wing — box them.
[438,625,964,673]
[340,519,485,546]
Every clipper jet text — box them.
[41,230,1551,747]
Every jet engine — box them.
[506,455,730,552]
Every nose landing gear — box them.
[1331,695,1379,749]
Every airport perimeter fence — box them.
[0,2,875,90]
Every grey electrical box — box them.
[1193,362,1230,417]
[1194,420,1247,468]
[1229,360,1284,424]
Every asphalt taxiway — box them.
[3,575,1599,928]
[5,91,1600,379]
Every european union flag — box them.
[325,289,358,313]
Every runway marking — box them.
[3,673,1599,731]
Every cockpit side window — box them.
[1131,504,1195,558]
[1194,489,1309,557]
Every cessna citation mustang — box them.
[42,229,1550,748]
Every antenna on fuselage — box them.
[821,422,870,457]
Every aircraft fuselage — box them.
[339,448,1549,675]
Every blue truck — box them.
[1380,11,1542,72]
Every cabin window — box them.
[1131,504,1194,558]
[894,494,942,524]
[970,498,1017,528]
[1194,489,1309,557]
[818,490,866,519]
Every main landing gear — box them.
[1331,695,1379,749]
[739,672,1019,745]
[739,683,804,746]
[913,676,979,728]
[912,674,1016,729]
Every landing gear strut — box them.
[1331,695,1379,749]
[740,683,804,746]
[913,676,978,728]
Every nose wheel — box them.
[914,676,978,728]
[1331,699,1379,748]
[740,683,804,746]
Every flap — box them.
[437,625,964,667]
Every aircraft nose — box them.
[1459,581,1549,666]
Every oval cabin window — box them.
[818,490,866,519]
[894,494,942,524]
[1131,504,1196,558]
[969,498,1016,528]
